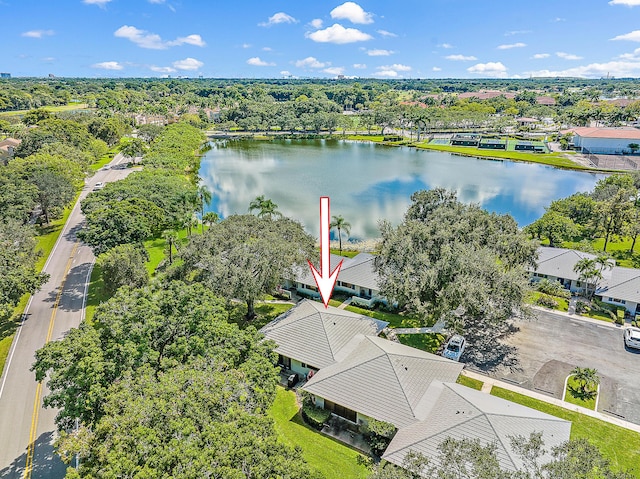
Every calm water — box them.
[199,139,606,240]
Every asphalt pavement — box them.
[0,154,134,479]
[487,308,640,424]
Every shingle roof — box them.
[532,247,610,282]
[383,382,571,473]
[302,336,463,428]
[259,300,388,369]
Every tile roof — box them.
[259,300,388,370]
[568,127,640,140]
[383,382,571,472]
[296,253,381,291]
[302,335,463,428]
[597,266,640,304]
[0,138,21,148]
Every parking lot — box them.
[479,309,640,425]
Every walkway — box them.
[394,318,446,335]
[532,305,630,329]
[461,369,640,434]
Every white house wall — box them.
[575,136,640,154]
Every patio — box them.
[320,415,371,454]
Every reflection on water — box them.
[199,139,606,240]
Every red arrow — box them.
[308,196,343,308]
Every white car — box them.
[442,335,466,361]
[93,182,105,191]
[624,327,640,350]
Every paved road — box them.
[486,309,640,424]
[0,154,134,479]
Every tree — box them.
[97,244,149,296]
[196,184,212,233]
[162,229,179,265]
[202,211,219,228]
[119,137,147,162]
[570,367,600,400]
[573,255,612,298]
[524,211,580,247]
[22,108,51,126]
[375,189,537,367]
[136,123,164,143]
[249,195,282,219]
[629,143,640,154]
[0,221,49,322]
[177,215,315,319]
[330,215,351,255]
[78,198,165,255]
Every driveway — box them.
[476,309,640,425]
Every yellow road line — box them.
[23,242,79,479]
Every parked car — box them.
[93,182,105,191]
[442,335,466,361]
[623,327,640,350]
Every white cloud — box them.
[114,25,205,49]
[172,57,203,70]
[330,2,373,24]
[497,42,526,49]
[246,57,275,67]
[21,29,54,38]
[432,66,442,71]
[445,54,477,61]
[148,0,166,3]
[310,18,323,29]
[612,30,640,42]
[618,47,640,59]
[324,67,345,75]
[552,17,566,22]
[374,69,398,77]
[380,63,411,71]
[505,30,531,36]
[532,53,550,59]
[467,62,508,77]
[366,49,394,56]
[377,29,397,37]
[556,51,583,60]
[609,0,640,5]
[262,47,272,51]
[280,70,291,76]
[295,56,328,68]
[306,24,372,44]
[438,43,454,48]
[83,0,111,5]
[527,60,640,78]
[150,65,176,73]
[242,43,251,49]
[92,61,123,70]
[259,12,297,27]
[353,63,367,69]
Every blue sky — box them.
[3,0,640,78]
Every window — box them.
[324,400,357,423]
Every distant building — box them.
[566,127,640,154]
[0,73,10,79]
[0,138,21,162]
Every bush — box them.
[536,293,559,309]
[302,405,331,430]
[616,309,625,325]
[361,418,397,457]
[576,301,589,314]
[536,278,570,299]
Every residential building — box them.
[567,127,640,155]
[0,138,21,162]
[303,335,463,427]
[259,300,388,378]
[0,73,10,79]
[286,252,384,307]
[383,382,571,472]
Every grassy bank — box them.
[269,387,369,479]
[0,102,89,118]
[491,387,640,476]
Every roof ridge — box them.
[385,347,419,415]
[304,346,385,388]
[599,272,640,292]
[484,412,519,471]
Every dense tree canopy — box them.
[176,214,316,319]
[375,189,537,367]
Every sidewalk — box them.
[531,305,629,330]
[461,369,640,434]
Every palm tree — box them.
[330,215,351,255]
[571,366,600,399]
[248,195,281,219]
[573,255,611,298]
[162,229,179,265]
[202,211,219,230]
[196,185,212,233]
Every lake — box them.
[199,139,606,240]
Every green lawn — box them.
[528,291,569,312]
[564,375,597,410]
[491,387,640,476]
[0,196,80,377]
[268,387,369,479]
[84,263,106,324]
[330,249,360,258]
[346,135,384,142]
[343,304,424,329]
[396,333,444,353]
[0,102,89,117]
[456,374,484,391]
[415,142,592,170]
[89,138,129,172]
